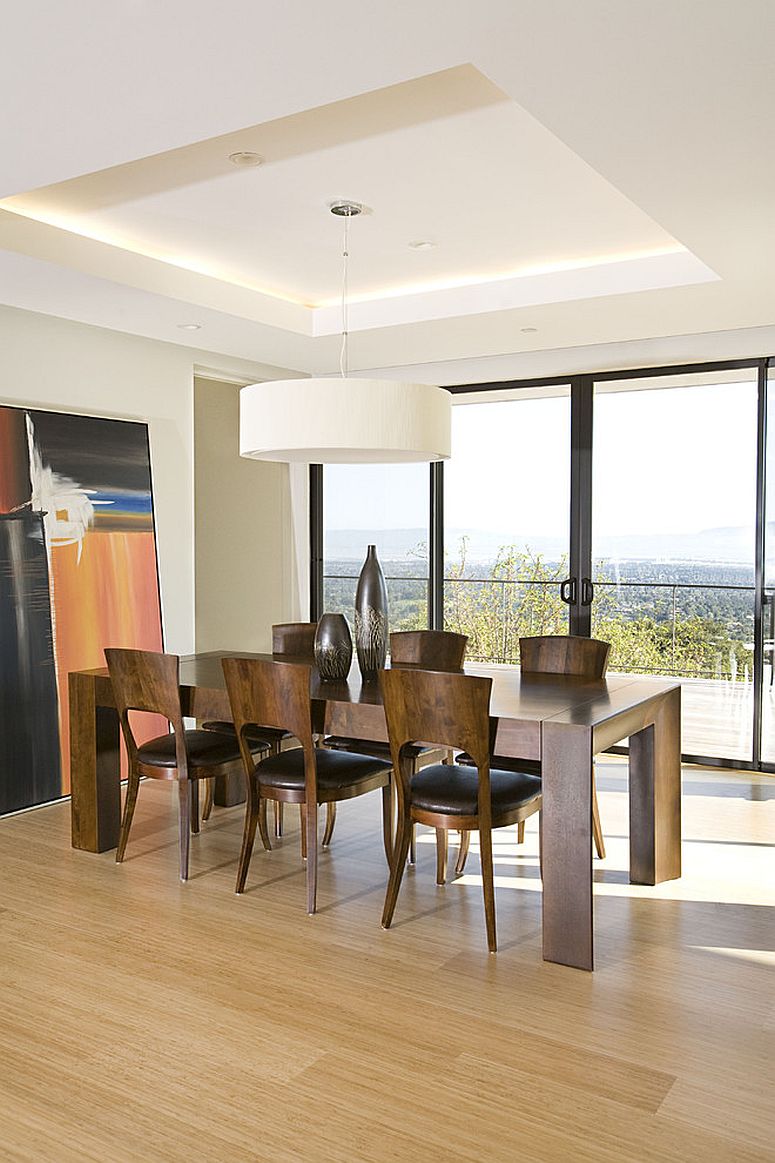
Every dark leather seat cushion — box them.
[257,747,391,792]
[138,729,269,769]
[202,720,289,746]
[410,763,542,817]
[325,737,434,761]
[457,751,541,776]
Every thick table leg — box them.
[213,771,246,808]
[629,687,681,885]
[541,721,594,970]
[69,672,121,852]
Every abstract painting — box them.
[0,405,163,814]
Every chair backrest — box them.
[105,648,185,766]
[222,657,315,757]
[389,630,468,671]
[380,667,494,775]
[272,622,317,658]
[519,635,610,679]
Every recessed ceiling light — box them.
[520,326,538,334]
[408,240,436,250]
[177,322,202,331]
[228,151,264,167]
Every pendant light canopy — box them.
[239,202,451,465]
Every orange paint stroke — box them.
[49,529,163,792]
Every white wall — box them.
[194,376,299,652]
[0,305,302,657]
[0,307,192,652]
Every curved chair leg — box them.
[517,821,525,845]
[454,830,471,877]
[299,804,307,860]
[479,824,497,953]
[236,778,261,893]
[382,817,413,929]
[116,769,141,863]
[305,802,319,915]
[178,780,191,882]
[257,797,272,852]
[408,759,419,865]
[592,776,606,859]
[269,741,284,837]
[435,828,448,885]
[380,784,393,865]
[190,779,200,835]
[202,778,214,822]
[322,801,337,847]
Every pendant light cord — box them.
[339,210,350,379]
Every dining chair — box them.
[455,634,611,874]
[105,647,270,881]
[222,656,393,913]
[324,629,468,875]
[379,666,542,952]
[200,621,318,834]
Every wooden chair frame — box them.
[106,648,245,882]
[456,634,611,870]
[325,629,469,876]
[202,621,319,838]
[223,656,392,914]
[379,667,541,952]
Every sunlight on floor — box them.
[414,761,775,910]
[690,946,775,967]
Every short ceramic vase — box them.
[314,613,353,680]
[354,544,388,679]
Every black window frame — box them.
[311,354,775,772]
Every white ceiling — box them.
[1,1,773,376]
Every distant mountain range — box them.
[325,524,764,565]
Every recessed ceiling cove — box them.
[0,64,715,342]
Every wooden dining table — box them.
[69,652,681,970]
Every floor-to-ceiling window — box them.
[591,371,758,763]
[761,364,775,763]
[313,357,775,769]
[443,388,571,661]
[322,462,430,632]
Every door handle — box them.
[560,577,577,605]
[580,577,594,606]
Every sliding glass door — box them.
[443,388,571,661]
[760,364,775,763]
[314,357,775,768]
[322,462,430,631]
[591,370,758,764]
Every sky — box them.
[324,377,760,559]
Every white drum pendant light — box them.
[240,202,451,464]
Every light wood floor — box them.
[1,764,773,1162]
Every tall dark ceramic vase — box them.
[314,613,353,681]
[354,544,388,679]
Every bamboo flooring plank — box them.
[657,1075,775,1155]
[288,1046,770,1163]
[456,1041,676,1114]
[0,769,773,1161]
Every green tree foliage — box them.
[444,538,566,662]
[325,540,754,680]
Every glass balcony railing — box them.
[324,573,755,682]
[323,573,430,632]
[323,571,756,761]
[590,579,755,682]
